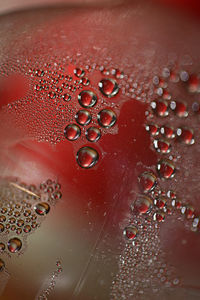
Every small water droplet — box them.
[170,101,188,117]
[98,78,119,98]
[153,211,165,222]
[153,139,171,154]
[17,219,24,227]
[62,94,71,102]
[157,159,175,179]
[131,196,153,214]
[76,146,99,169]
[151,99,169,117]
[8,237,22,253]
[0,224,4,233]
[75,110,92,126]
[160,126,175,139]
[74,68,85,78]
[64,124,81,141]
[188,74,200,93]
[97,109,116,128]
[154,196,167,209]
[78,90,97,108]
[123,225,138,241]
[0,259,5,271]
[85,127,101,142]
[0,243,5,251]
[177,127,195,145]
[139,172,157,193]
[145,124,159,136]
[34,202,50,215]
[24,225,31,233]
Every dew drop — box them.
[123,225,138,241]
[81,78,90,86]
[154,196,167,209]
[0,224,4,233]
[0,259,5,271]
[98,78,119,98]
[177,127,195,145]
[76,146,99,169]
[153,211,165,222]
[160,126,175,139]
[157,159,175,179]
[145,124,159,136]
[17,219,24,227]
[0,215,6,222]
[153,139,171,154]
[188,74,200,93]
[85,127,101,142]
[151,99,169,117]
[24,225,31,233]
[64,124,81,141]
[97,109,117,128]
[132,196,153,214]
[34,202,50,215]
[78,90,97,108]
[62,94,71,102]
[75,110,92,126]
[183,205,195,219]
[0,243,5,251]
[139,172,157,193]
[8,237,22,253]
[171,198,182,209]
[170,101,188,117]
[74,68,85,78]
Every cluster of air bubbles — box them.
[38,260,63,300]
[0,177,62,262]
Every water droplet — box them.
[153,211,165,222]
[160,126,175,139]
[76,146,99,169]
[151,99,169,117]
[188,74,200,93]
[85,127,101,142]
[62,94,71,102]
[0,224,4,232]
[52,191,62,200]
[78,90,97,108]
[74,68,85,78]
[81,78,90,86]
[64,124,81,141]
[157,159,175,179]
[8,237,22,253]
[75,110,92,126]
[24,225,31,233]
[123,225,138,240]
[0,259,5,271]
[177,127,195,145]
[145,124,159,136]
[0,243,5,251]
[0,215,6,222]
[34,202,50,215]
[171,198,182,209]
[132,196,153,214]
[139,172,157,193]
[97,109,117,128]
[153,139,171,154]
[98,78,119,98]
[183,205,195,219]
[154,196,167,209]
[8,217,16,224]
[170,101,188,117]
[17,219,24,227]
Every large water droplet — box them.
[139,172,157,193]
[8,237,22,253]
[97,109,116,128]
[34,202,50,215]
[85,127,101,142]
[157,159,175,179]
[132,196,153,214]
[78,90,97,108]
[76,146,99,169]
[98,78,119,98]
[64,124,81,141]
[75,110,92,126]
[123,225,138,241]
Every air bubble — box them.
[34,202,50,215]
[157,159,175,179]
[78,90,97,108]
[153,139,171,154]
[97,109,116,128]
[75,110,92,126]
[98,78,119,98]
[8,237,22,253]
[139,172,157,193]
[123,225,138,241]
[132,196,153,214]
[85,127,101,142]
[76,146,99,169]
[64,124,81,141]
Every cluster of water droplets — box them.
[0,177,62,272]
